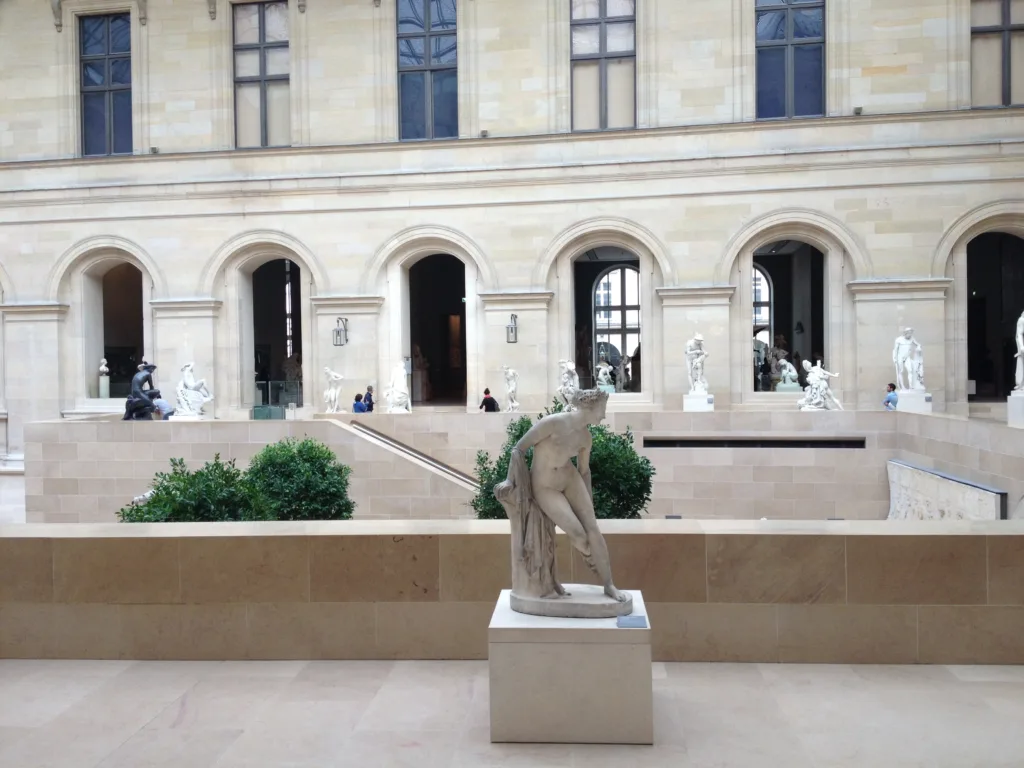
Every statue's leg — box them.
[563,472,629,603]
[532,487,589,558]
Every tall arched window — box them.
[593,265,640,375]
[753,264,773,348]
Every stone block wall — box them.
[2,520,1023,664]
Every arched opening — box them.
[751,240,826,391]
[966,232,1024,401]
[408,253,466,404]
[252,258,304,408]
[97,262,144,397]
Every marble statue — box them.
[493,388,632,618]
[282,353,302,382]
[595,357,614,389]
[797,359,843,411]
[503,365,520,413]
[323,367,344,414]
[685,333,709,394]
[98,358,109,375]
[123,363,161,420]
[1014,310,1024,392]
[615,356,630,393]
[385,363,412,413]
[892,328,923,391]
[768,334,789,378]
[779,359,799,385]
[557,359,580,410]
[175,362,213,417]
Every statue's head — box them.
[100,358,107,365]
[181,362,193,373]
[903,327,914,338]
[575,388,609,422]
[802,359,812,372]
[694,333,704,344]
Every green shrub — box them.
[471,405,654,520]
[245,438,354,521]
[117,456,255,523]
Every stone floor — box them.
[0,661,1023,767]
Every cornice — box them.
[310,295,385,314]
[847,278,953,301]
[478,291,554,310]
[656,285,736,306]
[0,302,68,320]
[149,298,222,317]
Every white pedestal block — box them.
[683,392,714,412]
[1009,393,1024,429]
[897,390,933,414]
[488,589,652,745]
[776,382,802,393]
[98,375,110,399]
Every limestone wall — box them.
[2,519,1022,664]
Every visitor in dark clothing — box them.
[479,388,500,412]
[364,385,374,412]
[353,393,368,413]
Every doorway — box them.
[252,259,303,407]
[408,253,466,404]
[967,232,1024,400]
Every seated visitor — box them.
[353,393,368,413]
[364,385,374,412]
[152,397,174,420]
[479,388,500,412]
[883,383,899,411]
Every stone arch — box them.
[199,229,328,296]
[931,200,1024,278]
[361,224,496,294]
[534,216,675,289]
[716,208,870,285]
[47,235,165,301]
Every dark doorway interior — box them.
[253,259,303,406]
[409,253,466,404]
[102,262,143,397]
[967,232,1024,400]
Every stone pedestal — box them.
[488,589,652,745]
[776,382,802,393]
[98,375,110,399]
[683,392,714,412]
[1009,392,1024,429]
[598,384,616,395]
[897,390,933,414]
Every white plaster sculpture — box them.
[493,388,632,618]
[779,359,799,386]
[323,367,344,414]
[1014,310,1024,393]
[98,358,109,375]
[615,356,630,393]
[385,363,412,413]
[797,359,843,411]
[768,336,789,378]
[892,328,924,392]
[595,358,614,389]
[557,359,580,410]
[503,366,520,413]
[685,333,709,395]
[174,362,214,417]
[98,358,110,399]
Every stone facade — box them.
[0,0,1021,457]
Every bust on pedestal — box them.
[892,329,932,413]
[1009,311,1024,429]
[683,333,714,411]
[98,358,110,399]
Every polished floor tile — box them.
[0,660,1022,768]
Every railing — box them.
[347,420,479,491]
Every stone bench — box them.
[887,459,1008,521]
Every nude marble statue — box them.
[557,359,580,410]
[1014,310,1024,393]
[892,328,923,392]
[175,362,213,417]
[797,359,843,411]
[685,333,709,394]
[503,365,520,413]
[779,359,799,385]
[385,363,412,413]
[323,367,344,414]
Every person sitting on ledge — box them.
[353,393,367,413]
[479,388,500,412]
[883,382,899,411]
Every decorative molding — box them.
[0,302,69,322]
[310,295,385,315]
[149,298,223,318]
[478,291,554,310]
[656,285,736,307]
[847,278,953,302]
[208,0,216,20]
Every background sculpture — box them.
[557,359,579,410]
[779,359,799,385]
[323,367,344,414]
[892,328,923,391]
[502,365,520,412]
[175,362,213,417]
[98,358,109,375]
[685,333,709,394]
[385,363,412,413]
[798,359,842,411]
[1015,310,1024,393]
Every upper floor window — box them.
[755,0,824,120]
[80,14,132,157]
[398,0,458,141]
[571,0,636,131]
[234,2,291,148]
[970,0,1024,108]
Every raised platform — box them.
[489,588,652,744]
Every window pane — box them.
[430,0,457,30]
[398,0,426,32]
[1012,32,1024,104]
[756,47,786,118]
[431,35,457,65]
[265,3,289,41]
[793,8,823,38]
[431,68,459,138]
[625,333,640,359]
[266,47,290,76]
[971,0,1002,26]
[571,0,600,20]
[81,16,106,55]
[756,10,786,41]
[235,83,262,147]
[625,310,640,327]
[82,93,107,156]
[596,311,622,330]
[400,71,427,139]
[110,58,131,85]
[399,37,425,67]
[607,0,636,17]
[236,49,260,77]
[572,61,600,130]
[793,44,824,116]
[234,4,259,44]
[1014,0,1024,23]
[110,15,131,53]
[82,62,105,87]
[606,22,635,53]
[755,0,787,5]
[971,34,1003,106]
[266,81,290,145]
[607,57,636,128]
[112,90,132,154]
[572,24,600,55]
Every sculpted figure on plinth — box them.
[175,362,214,417]
[1014,310,1024,393]
[503,366,520,413]
[123,363,161,420]
[557,359,579,410]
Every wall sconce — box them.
[506,314,519,344]
[795,321,805,335]
[333,318,349,347]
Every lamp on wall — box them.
[506,314,519,344]
[333,318,349,347]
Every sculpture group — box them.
[175,362,214,418]
[685,333,708,394]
